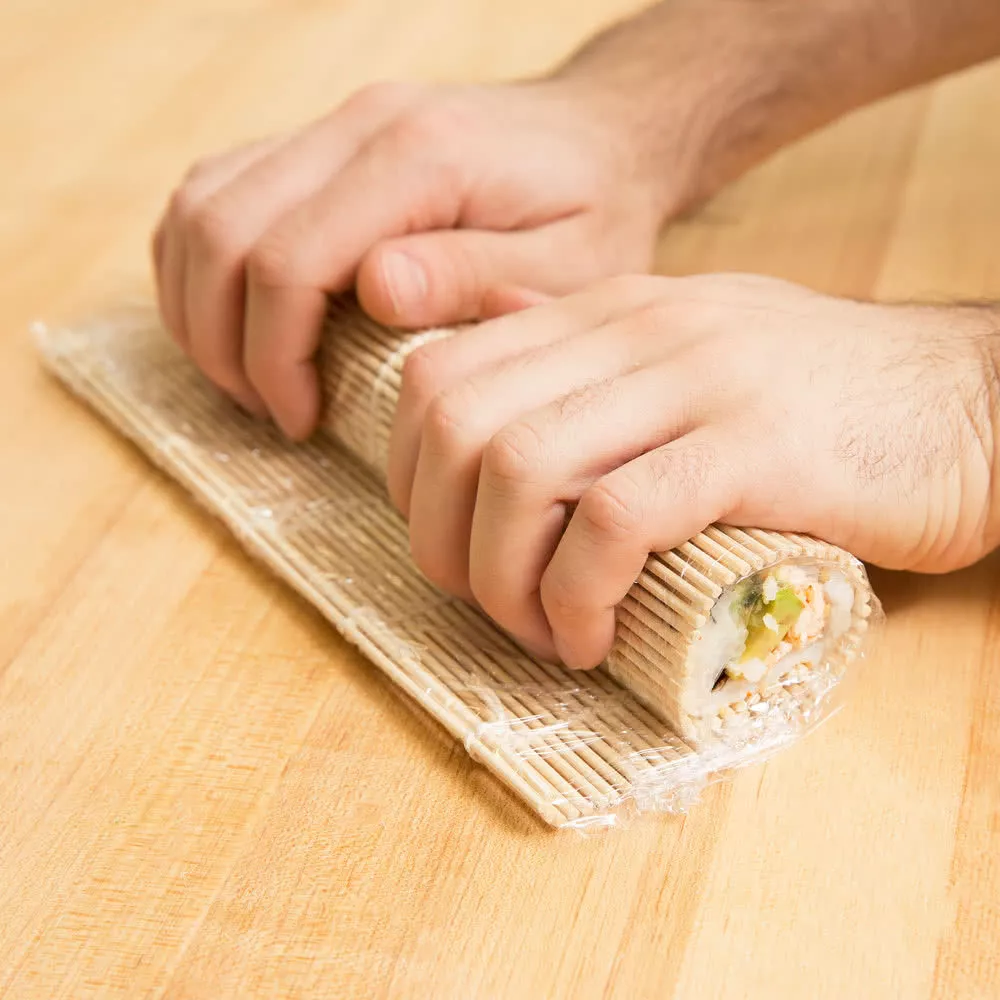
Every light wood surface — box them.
[2,2,998,997]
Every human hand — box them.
[152,80,665,439]
[388,273,1000,669]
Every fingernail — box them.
[381,251,427,317]
[235,390,268,419]
[514,635,560,665]
[553,635,607,672]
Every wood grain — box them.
[1,2,998,998]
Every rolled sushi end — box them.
[686,562,863,743]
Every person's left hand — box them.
[387,273,1000,669]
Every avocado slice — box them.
[739,586,805,664]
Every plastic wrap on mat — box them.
[33,299,882,831]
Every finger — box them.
[469,363,715,657]
[184,89,416,419]
[355,221,596,330]
[152,220,165,275]
[387,274,662,514]
[154,135,287,353]
[242,132,463,439]
[406,302,675,613]
[152,217,181,345]
[479,285,551,320]
[183,134,291,195]
[541,427,743,670]
[157,223,190,349]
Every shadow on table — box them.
[868,548,1000,618]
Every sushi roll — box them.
[607,530,874,746]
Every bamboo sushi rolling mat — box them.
[34,299,877,830]
[3,2,1000,998]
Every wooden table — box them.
[2,2,998,997]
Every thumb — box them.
[355,224,583,329]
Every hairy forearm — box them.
[547,0,1000,215]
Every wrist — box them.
[543,0,930,220]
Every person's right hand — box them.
[384,273,1000,668]
[152,80,668,440]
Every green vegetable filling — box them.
[727,577,806,669]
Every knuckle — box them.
[187,199,240,258]
[674,272,725,293]
[367,101,469,219]
[482,422,546,489]
[577,475,644,543]
[423,382,482,453]
[400,342,448,410]
[637,293,721,341]
[345,79,422,117]
[539,571,582,621]
[555,379,615,423]
[598,273,661,303]
[389,101,466,155]
[246,237,301,290]
[419,236,480,304]
[180,155,218,188]
[671,272,797,318]
[632,298,691,336]
[168,183,202,224]
[695,271,784,296]
[650,439,735,520]
[653,442,715,500]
